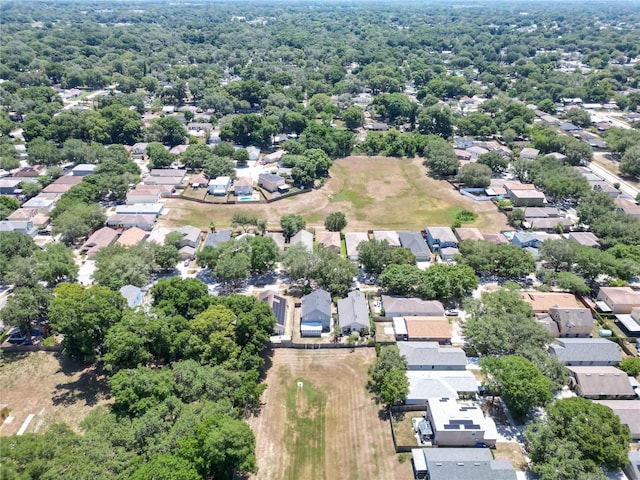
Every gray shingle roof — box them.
[549,338,621,364]
[338,290,369,330]
[397,342,467,369]
[398,231,430,257]
[203,230,232,249]
[301,289,331,320]
[414,448,517,480]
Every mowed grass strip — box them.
[284,378,327,480]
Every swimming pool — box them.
[238,194,260,202]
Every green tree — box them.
[233,148,250,166]
[419,263,479,303]
[367,346,409,407]
[149,116,186,146]
[280,214,306,240]
[249,235,279,273]
[477,152,509,174]
[422,136,458,177]
[378,264,423,295]
[151,277,211,320]
[313,246,358,297]
[281,243,317,283]
[455,162,492,188]
[182,143,213,170]
[0,285,52,336]
[53,202,106,245]
[231,211,260,233]
[93,245,153,289]
[0,195,19,220]
[481,355,552,418]
[566,108,591,128]
[130,454,200,480]
[324,211,347,232]
[555,272,589,294]
[418,105,453,138]
[147,142,175,169]
[0,143,20,170]
[342,106,364,130]
[49,283,127,361]
[203,155,236,180]
[618,357,640,376]
[525,397,630,477]
[620,145,640,177]
[35,242,78,286]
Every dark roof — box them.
[203,230,232,249]
[259,290,287,327]
[398,231,430,256]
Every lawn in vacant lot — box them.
[160,156,509,232]
[248,348,411,480]
[0,352,111,436]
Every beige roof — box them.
[520,291,580,313]
[593,400,640,439]
[52,175,83,185]
[42,183,73,194]
[455,227,484,241]
[116,227,148,247]
[405,317,453,340]
[511,190,546,199]
[568,366,635,398]
[599,287,640,306]
[317,231,341,250]
[504,181,537,191]
[234,177,253,187]
[482,232,509,245]
[82,227,119,256]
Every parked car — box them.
[445,309,459,317]
[6,327,26,344]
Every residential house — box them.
[115,203,164,216]
[405,370,478,404]
[522,207,561,218]
[173,225,202,248]
[344,232,369,260]
[568,366,635,399]
[398,231,430,261]
[0,220,38,238]
[455,227,484,242]
[0,178,24,195]
[258,173,286,192]
[53,176,82,186]
[372,230,400,247]
[615,198,640,219]
[126,185,165,205]
[131,142,148,159]
[71,164,96,176]
[592,181,620,199]
[426,398,498,447]
[397,342,467,370]
[259,290,287,335]
[548,307,594,337]
[454,136,474,149]
[466,145,488,160]
[365,122,388,131]
[233,177,254,197]
[82,226,119,258]
[208,176,232,196]
[549,338,621,366]
[14,165,46,177]
[22,193,59,213]
[190,174,208,188]
[511,232,545,248]
[382,296,445,317]
[337,290,369,334]
[595,402,640,441]
[439,246,460,261]
[527,217,573,232]
[169,145,189,155]
[520,291,580,313]
[597,286,640,314]
[106,214,156,231]
[119,285,144,308]
[290,230,314,252]
[116,227,148,247]
[616,307,640,336]
[510,189,546,207]
[559,122,580,132]
[263,149,286,164]
[203,230,232,249]
[146,227,172,245]
[397,316,453,343]
[246,146,261,161]
[425,226,458,252]
[412,448,517,480]
[300,289,332,336]
[482,232,509,244]
[455,149,472,162]
[316,231,341,252]
[264,231,286,251]
[7,208,49,229]
[536,313,561,338]
[520,147,540,160]
[568,231,600,248]
[42,182,74,194]
[503,181,537,197]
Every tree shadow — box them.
[377,407,390,421]
[258,348,274,382]
[52,360,111,408]
[0,351,31,365]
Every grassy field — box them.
[248,349,412,480]
[0,352,111,436]
[160,156,509,233]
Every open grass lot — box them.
[0,352,111,436]
[493,441,529,471]
[248,348,412,480]
[160,156,509,232]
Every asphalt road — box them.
[589,158,639,199]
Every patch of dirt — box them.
[0,352,111,436]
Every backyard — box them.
[160,156,510,232]
[248,348,411,480]
[0,352,111,436]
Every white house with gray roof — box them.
[397,342,467,370]
[337,290,369,334]
[344,232,369,260]
[427,397,498,447]
[290,230,314,252]
[381,296,444,318]
[398,231,430,261]
[406,370,478,404]
[300,289,332,336]
[119,285,144,308]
